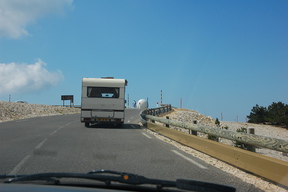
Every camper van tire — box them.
[85,123,90,128]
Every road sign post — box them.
[61,95,74,107]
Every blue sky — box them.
[0,0,287,122]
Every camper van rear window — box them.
[87,87,119,98]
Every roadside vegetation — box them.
[247,101,288,128]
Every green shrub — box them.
[247,102,288,128]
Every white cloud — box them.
[0,59,63,95]
[0,0,73,39]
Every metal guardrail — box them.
[143,104,172,116]
[146,121,288,187]
[141,106,288,153]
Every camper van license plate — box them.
[97,118,109,122]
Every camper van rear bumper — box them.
[81,109,125,123]
[81,109,124,112]
[81,117,124,123]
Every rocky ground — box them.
[0,101,80,122]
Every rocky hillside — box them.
[167,108,215,126]
[0,101,80,122]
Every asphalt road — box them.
[0,109,262,191]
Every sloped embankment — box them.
[0,101,80,122]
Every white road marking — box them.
[50,125,64,136]
[9,121,75,175]
[9,155,31,175]
[35,138,48,149]
[172,150,208,169]
[50,130,57,136]
[142,133,152,139]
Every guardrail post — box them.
[166,116,169,128]
[192,120,198,136]
[246,128,256,152]
[151,110,155,123]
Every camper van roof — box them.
[82,78,128,87]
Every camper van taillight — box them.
[83,118,92,122]
[115,119,122,123]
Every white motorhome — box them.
[81,77,128,127]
